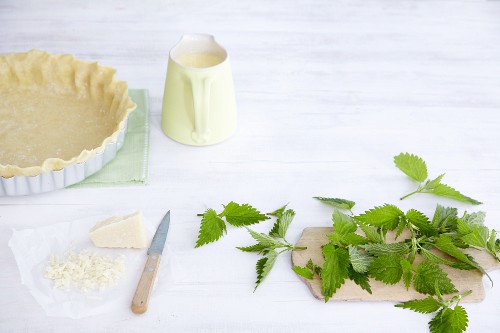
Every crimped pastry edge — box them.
[0,50,137,178]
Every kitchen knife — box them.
[131,210,170,314]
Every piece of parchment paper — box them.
[8,212,155,319]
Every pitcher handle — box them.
[190,76,213,144]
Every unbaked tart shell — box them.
[0,50,136,180]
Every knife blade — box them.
[131,210,170,314]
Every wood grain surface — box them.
[1,0,500,332]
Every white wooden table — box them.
[1,0,500,332]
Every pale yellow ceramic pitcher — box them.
[161,34,237,145]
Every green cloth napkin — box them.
[69,89,150,188]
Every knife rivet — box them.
[147,266,154,272]
[152,255,157,260]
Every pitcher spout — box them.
[170,33,227,68]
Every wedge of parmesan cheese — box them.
[89,211,148,248]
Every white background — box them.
[1,0,500,332]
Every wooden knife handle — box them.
[131,253,161,314]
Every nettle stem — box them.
[400,188,422,200]
[406,223,420,264]
[283,239,307,251]
[459,290,473,299]
[444,290,473,308]
[278,245,306,255]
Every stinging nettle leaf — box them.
[462,211,486,227]
[221,202,270,227]
[347,266,372,294]
[395,296,442,314]
[487,230,497,253]
[420,248,475,271]
[459,232,492,266]
[423,173,446,190]
[314,197,356,212]
[355,204,405,230]
[342,233,369,246]
[429,306,468,333]
[236,243,270,254]
[429,184,482,205]
[276,209,296,239]
[306,259,315,271]
[358,222,385,243]
[361,242,410,256]
[267,204,288,218]
[395,219,407,240]
[306,259,322,276]
[328,232,344,246]
[406,209,439,237]
[413,261,457,296]
[348,245,373,274]
[456,217,472,235]
[461,225,489,249]
[321,244,350,302]
[486,231,500,261]
[432,205,458,230]
[245,227,282,248]
[332,209,357,235]
[368,253,404,285]
[268,221,281,238]
[328,231,368,247]
[292,265,314,280]
[433,235,478,269]
[394,152,428,183]
[401,258,414,290]
[255,250,279,290]
[196,209,227,248]
[268,209,295,239]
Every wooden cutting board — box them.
[291,227,500,302]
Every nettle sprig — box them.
[293,197,499,333]
[396,289,472,333]
[238,206,306,290]
[394,153,481,205]
[195,203,306,290]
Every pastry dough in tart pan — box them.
[0,50,136,194]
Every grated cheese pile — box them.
[44,249,125,293]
